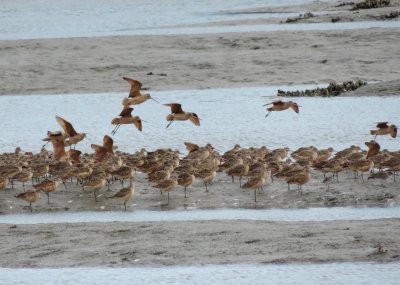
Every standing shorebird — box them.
[370,122,397,140]
[263,100,299,118]
[177,172,195,198]
[121,77,159,106]
[109,177,135,211]
[111,107,143,135]
[154,178,178,205]
[164,103,200,128]
[15,190,41,212]
[33,178,59,203]
[82,177,106,201]
[56,116,86,148]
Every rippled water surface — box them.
[1,0,399,39]
[0,263,399,284]
[0,85,398,153]
[1,207,399,224]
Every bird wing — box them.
[391,126,397,138]
[263,100,284,107]
[103,135,114,151]
[376,122,388,129]
[56,116,78,137]
[119,107,133,117]
[184,142,199,152]
[164,103,184,114]
[290,103,299,114]
[189,113,201,126]
[134,119,142,132]
[123,77,142,98]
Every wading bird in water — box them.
[263,100,299,118]
[164,103,200,128]
[370,122,397,140]
[111,107,143,135]
[121,77,159,106]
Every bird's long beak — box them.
[151,97,160,104]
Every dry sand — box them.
[1,0,399,268]
[0,3,399,96]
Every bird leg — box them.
[184,186,187,198]
[204,182,208,192]
[29,202,33,213]
[124,201,127,211]
[239,176,242,188]
[46,192,50,204]
[231,176,234,183]
[94,191,98,202]
[166,120,174,129]
[111,124,121,135]
[265,112,271,118]
[254,189,257,203]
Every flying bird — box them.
[370,122,397,140]
[263,100,299,118]
[121,77,159,106]
[111,107,142,135]
[164,103,200,128]
[56,116,86,148]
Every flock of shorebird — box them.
[0,77,399,212]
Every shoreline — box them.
[1,219,399,267]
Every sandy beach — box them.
[0,2,399,96]
[1,0,400,270]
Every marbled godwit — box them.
[90,145,106,162]
[348,159,374,182]
[154,177,178,204]
[195,168,216,192]
[177,172,195,198]
[121,77,159,106]
[111,107,142,135]
[286,170,310,194]
[50,139,68,161]
[226,163,249,187]
[263,100,299,118]
[322,176,334,191]
[33,178,59,203]
[56,116,86,148]
[370,122,397,140]
[82,177,106,201]
[13,170,33,191]
[67,149,81,165]
[15,190,40,212]
[164,103,200,128]
[111,166,133,186]
[0,165,21,189]
[109,177,135,210]
[365,141,380,159]
[242,172,267,202]
[31,163,49,182]
[184,142,200,154]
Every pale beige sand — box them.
[0,29,399,96]
[0,219,399,267]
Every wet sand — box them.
[1,218,399,267]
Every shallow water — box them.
[0,207,399,224]
[1,0,399,40]
[0,85,398,153]
[0,0,323,40]
[0,262,399,284]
